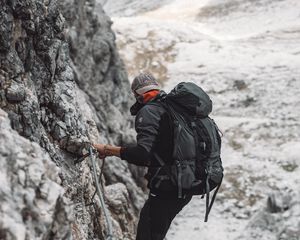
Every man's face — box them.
[133,90,140,98]
[133,90,143,103]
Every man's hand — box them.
[92,143,122,158]
[93,143,106,159]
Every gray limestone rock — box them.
[5,81,26,103]
[0,0,145,239]
[0,109,69,240]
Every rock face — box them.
[0,0,144,239]
[0,109,70,240]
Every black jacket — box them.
[120,91,174,181]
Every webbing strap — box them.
[191,121,199,156]
[153,152,165,166]
[172,122,182,158]
[204,177,223,222]
[207,178,222,217]
[211,117,224,137]
[204,176,210,222]
[177,160,183,198]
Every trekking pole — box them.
[89,147,114,240]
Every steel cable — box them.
[89,147,114,240]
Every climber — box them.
[93,72,193,240]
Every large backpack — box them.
[149,82,224,222]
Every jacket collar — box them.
[130,90,166,116]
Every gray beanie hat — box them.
[131,73,160,95]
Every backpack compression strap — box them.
[204,177,223,222]
[204,120,223,221]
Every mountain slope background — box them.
[101,0,300,239]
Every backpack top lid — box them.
[167,82,212,117]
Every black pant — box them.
[136,194,192,240]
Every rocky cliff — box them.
[0,0,144,239]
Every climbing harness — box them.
[75,146,114,240]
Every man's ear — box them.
[136,94,144,103]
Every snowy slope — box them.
[97,0,172,17]
[102,0,300,239]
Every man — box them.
[93,72,192,240]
